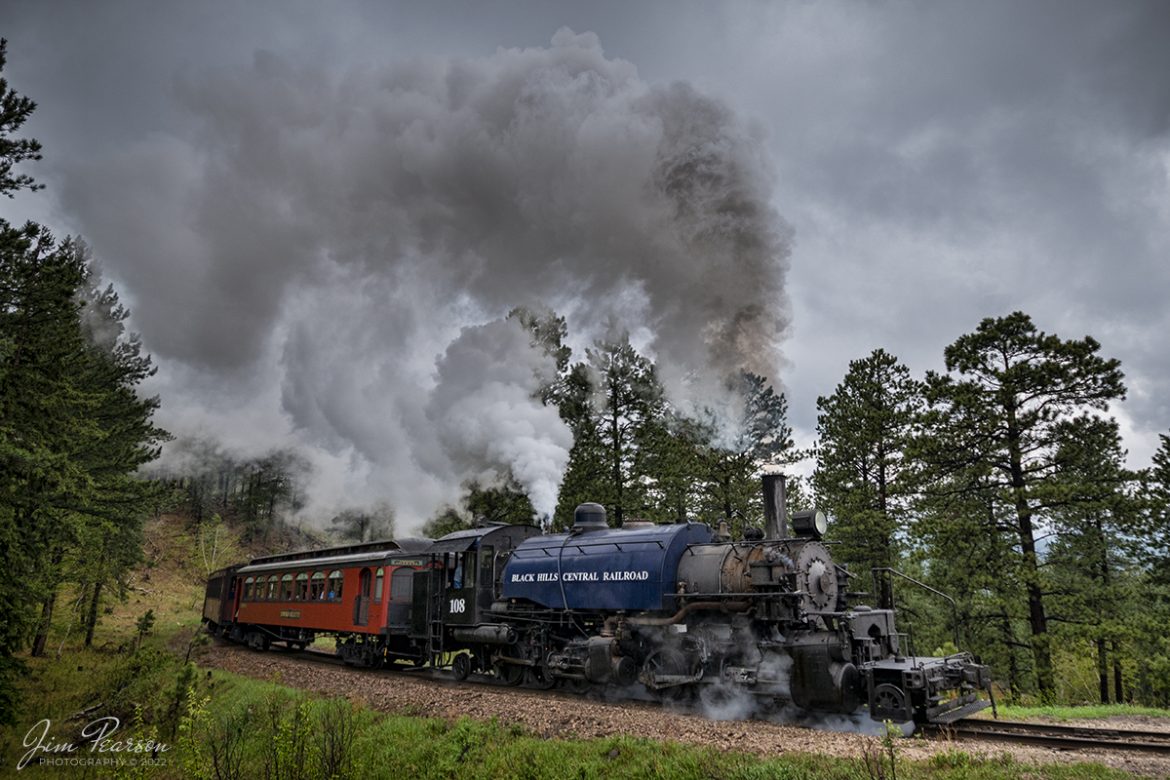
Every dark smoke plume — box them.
[64,29,792,526]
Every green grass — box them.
[1,654,1141,780]
[984,702,1170,722]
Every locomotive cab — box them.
[429,524,542,625]
[420,523,542,674]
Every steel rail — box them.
[929,718,1170,755]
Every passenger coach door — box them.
[354,568,372,626]
[388,568,414,627]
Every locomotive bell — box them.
[791,510,828,540]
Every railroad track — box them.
[265,644,666,707]
[931,718,1170,755]
[224,642,1170,755]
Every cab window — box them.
[460,551,476,589]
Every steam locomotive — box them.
[203,476,992,725]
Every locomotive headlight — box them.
[791,509,828,540]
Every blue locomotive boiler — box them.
[501,508,712,612]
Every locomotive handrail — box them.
[871,567,960,650]
[514,539,672,556]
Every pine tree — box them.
[695,372,794,536]
[1045,416,1141,703]
[552,420,610,530]
[0,39,42,197]
[0,44,165,713]
[813,349,922,578]
[918,311,1125,702]
[0,229,94,697]
[23,242,167,655]
[1134,432,1170,706]
[579,336,665,526]
[1147,432,1170,586]
[640,412,707,523]
[914,472,1032,698]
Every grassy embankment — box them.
[0,515,1164,779]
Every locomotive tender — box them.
[203,476,992,725]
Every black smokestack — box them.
[762,473,787,540]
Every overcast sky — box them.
[4,1,1169,524]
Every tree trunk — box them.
[30,589,57,657]
[610,391,622,527]
[75,582,91,630]
[84,580,103,647]
[1097,636,1109,704]
[1112,640,1125,702]
[1006,406,1054,702]
[1000,608,1021,702]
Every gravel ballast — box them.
[201,641,1170,778]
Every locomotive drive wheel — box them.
[496,662,525,686]
[452,652,472,681]
[642,647,699,698]
[527,665,557,690]
[562,677,591,694]
[659,683,694,705]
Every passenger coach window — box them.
[295,572,308,600]
[310,571,325,600]
[374,568,384,603]
[244,576,255,600]
[328,570,342,600]
[280,573,293,600]
[266,575,278,600]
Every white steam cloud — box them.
[429,319,571,518]
[64,29,791,528]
